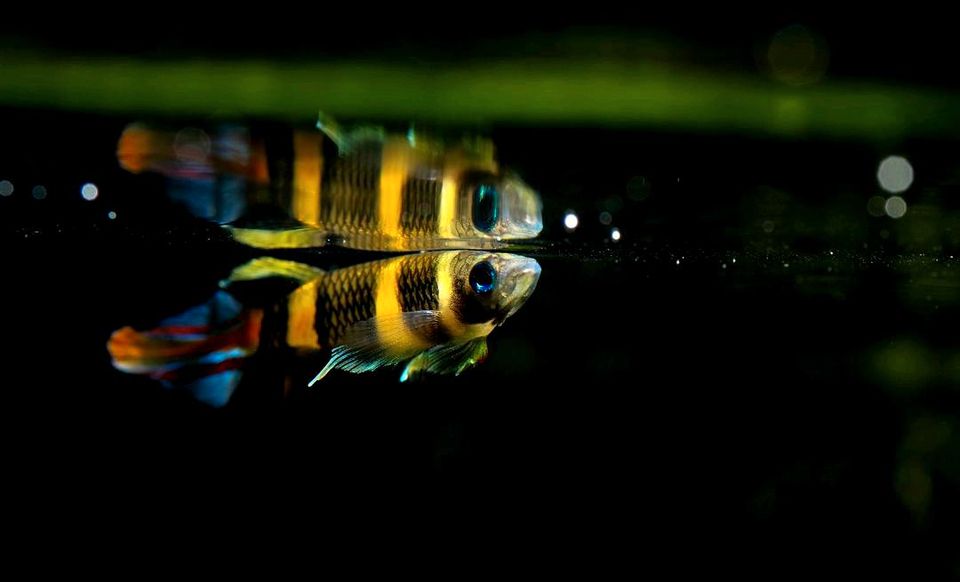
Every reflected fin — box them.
[315,112,346,150]
[227,226,329,249]
[399,338,488,382]
[226,257,325,285]
[316,111,385,154]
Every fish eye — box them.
[472,184,499,233]
[469,261,497,294]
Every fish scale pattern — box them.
[398,253,440,312]
[400,175,441,237]
[322,145,381,233]
[314,259,382,346]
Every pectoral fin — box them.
[399,338,489,382]
[307,311,442,386]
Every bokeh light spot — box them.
[610,227,621,241]
[885,196,908,219]
[31,185,47,200]
[867,195,887,217]
[877,156,914,193]
[563,211,579,231]
[81,183,99,201]
[0,180,13,197]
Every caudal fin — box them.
[117,123,272,225]
[107,291,263,407]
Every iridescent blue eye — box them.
[469,261,497,294]
[472,184,499,233]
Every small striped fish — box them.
[117,119,543,251]
[107,251,541,405]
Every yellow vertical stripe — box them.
[435,251,466,336]
[292,130,322,227]
[435,144,498,239]
[287,280,320,349]
[438,173,459,238]
[435,252,493,340]
[378,138,411,242]
[375,257,430,353]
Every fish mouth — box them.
[498,179,543,239]
[496,255,542,323]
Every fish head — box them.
[445,251,541,329]
[460,170,543,241]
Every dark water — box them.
[4,110,959,573]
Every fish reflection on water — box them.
[117,117,542,251]
[107,251,541,406]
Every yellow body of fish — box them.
[107,250,541,404]
[231,250,541,382]
[118,118,543,251]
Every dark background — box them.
[3,8,959,89]
[4,11,960,574]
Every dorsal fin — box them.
[316,111,385,154]
[224,257,326,285]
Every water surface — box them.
[4,111,958,574]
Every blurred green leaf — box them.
[2,56,959,139]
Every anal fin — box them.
[399,338,489,382]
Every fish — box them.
[117,118,543,251]
[107,250,541,405]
